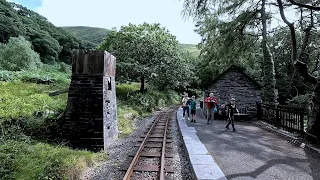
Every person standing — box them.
[190,95,197,123]
[205,93,217,124]
[226,98,239,132]
[181,93,190,120]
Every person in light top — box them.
[181,92,190,120]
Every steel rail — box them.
[159,111,171,180]
[122,112,164,180]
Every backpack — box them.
[213,107,218,113]
[187,99,192,105]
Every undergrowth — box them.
[0,81,67,123]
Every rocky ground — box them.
[81,108,194,180]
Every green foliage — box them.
[0,140,105,180]
[287,94,313,108]
[62,26,111,47]
[116,83,180,136]
[0,63,71,84]
[116,82,140,98]
[0,73,103,179]
[98,23,191,90]
[0,81,67,123]
[193,14,263,88]
[0,36,41,71]
[0,1,91,64]
[0,0,25,43]
[117,104,139,137]
[178,43,200,58]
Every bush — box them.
[0,36,42,71]
[0,63,71,85]
[116,83,140,98]
[0,70,17,81]
[287,94,312,108]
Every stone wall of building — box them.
[206,69,261,110]
[63,50,117,152]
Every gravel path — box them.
[81,108,194,180]
[186,108,320,180]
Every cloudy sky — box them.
[8,0,202,44]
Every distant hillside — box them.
[0,1,91,64]
[62,26,111,47]
[62,26,200,56]
[179,43,200,56]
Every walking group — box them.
[181,92,239,132]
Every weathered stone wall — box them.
[206,69,261,109]
[63,50,117,152]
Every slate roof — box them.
[208,65,262,89]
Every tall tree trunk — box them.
[307,82,320,143]
[277,0,319,142]
[140,76,145,93]
[261,0,277,104]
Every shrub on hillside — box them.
[0,36,42,71]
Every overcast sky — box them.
[8,0,202,44]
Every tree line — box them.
[182,0,320,141]
[0,0,94,65]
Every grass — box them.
[0,141,105,180]
[0,81,67,123]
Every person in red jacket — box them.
[205,93,217,124]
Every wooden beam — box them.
[49,88,69,96]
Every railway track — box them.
[120,109,175,180]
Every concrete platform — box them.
[177,107,227,180]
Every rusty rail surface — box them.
[159,111,170,180]
[122,110,174,180]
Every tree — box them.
[0,36,41,71]
[276,0,320,142]
[183,0,320,142]
[98,23,190,92]
[0,1,91,64]
[183,0,277,103]
[0,0,25,43]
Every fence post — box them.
[299,108,304,137]
[256,102,261,119]
[276,105,280,128]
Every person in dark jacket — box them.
[226,98,239,132]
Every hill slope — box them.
[62,26,111,47]
[62,26,200,56]
[0,1,92,63]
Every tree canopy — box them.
[182,0,320,138]
[0,36,41,71]
[98,23,192,91]
[0,0,93,64]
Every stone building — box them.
[203,65,262,116]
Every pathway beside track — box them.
[179,106,320,180]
